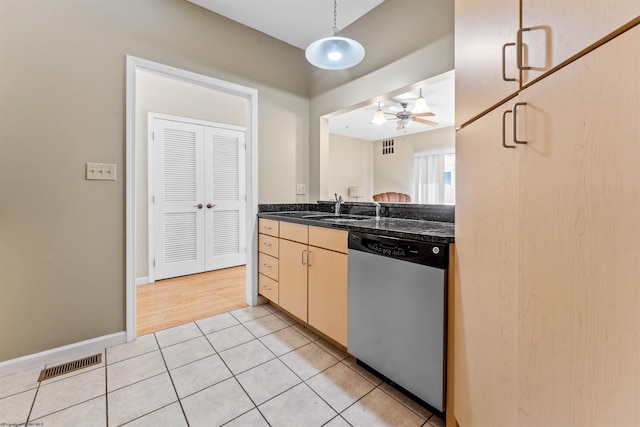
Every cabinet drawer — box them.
[309,226,348,254]
[280,222,308,244]
[258,233,279,257]
[258,218,279,237]
[258,273,279,303]
[258,252,279,281]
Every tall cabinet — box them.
[454,4,640,426]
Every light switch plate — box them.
[86,163,116,180]
[296,183,306,195]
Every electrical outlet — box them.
[86,163,116,181]
[296,183,306,195]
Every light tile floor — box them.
[0,303,445,427]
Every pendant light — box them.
[412,88,430,113]
[305,0,365,70]
[372,102,387,125]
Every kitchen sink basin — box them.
[303,214,373,222]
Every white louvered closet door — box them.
[204,127,246,270]
[154,119,206,280]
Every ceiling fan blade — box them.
[413,112,435,117]
[383,111,397,116]
[414,118,438,126]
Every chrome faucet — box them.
[373,202,381,220]
[334,193,343,215]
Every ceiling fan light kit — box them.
[412,88,430,113]
[372,102,387,125]
[306,0,365,70]
[373,101,438,131]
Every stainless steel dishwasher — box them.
[347,231,448,412]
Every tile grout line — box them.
[23,367,43,426]
[104,349,109,427]
[154,329,191,427]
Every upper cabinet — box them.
[455,0,640,127]
[454,0,520,127]
[521,0,640,83]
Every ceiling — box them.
[186,0,454,141]
[186,0,385,50]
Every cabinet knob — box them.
[207,203,215,209]
[193,203,203,209]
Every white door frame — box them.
[125,56,259,342]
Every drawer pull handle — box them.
[512,102,527,144]
[264,226,272,230]
[263,242,272,247]
[516,27,532,71]
[262,263,271,268]
[502,109,515,149]
[502,42,516,82]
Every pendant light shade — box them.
[305,0,365,70]
[372,102,387,125]
[306,37,365,70]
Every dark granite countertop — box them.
[258,210,454,244]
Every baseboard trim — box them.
[136,277,150,286]
[0,332,127,378]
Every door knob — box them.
[194,203,203,209]
[207,203,215,209]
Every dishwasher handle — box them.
[348,232,448,269]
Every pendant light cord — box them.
[332,0,338,35]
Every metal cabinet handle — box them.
[502,42,516,82]
[263,242,272,247]
[516,27,532,71]
[502,109,515,149]
[301,250,307,265]
[307,250,311,267]
[207,203,215,209]
[262,263,271,268]
[193,203,203,209]
[512,102,527,144]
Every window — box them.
[413,152,455,204]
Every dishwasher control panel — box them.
[348,232,448,269]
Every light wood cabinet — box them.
[258,218,279,303]
[279,238,309,321]
[455,21,640,427]
[454,0,520,126]
[514,26,640,426]
[454,102,520,427]
[455,0,640,126]
[258,218,279,237]
[308,243,348,347]
[521,0,640,83]
[277,222,348,345]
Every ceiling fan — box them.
[372,100,438,130]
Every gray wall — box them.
[0,0,310,362]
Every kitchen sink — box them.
[303,214,373,222]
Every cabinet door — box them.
[308,247,348,346]
[278,239,308,322]
[455,0,520,126]
[454,101,520,426]
[516,26,640,426]
[521,1,640,83]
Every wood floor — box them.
[136,265,247,336]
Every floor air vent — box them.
[38,353,102,381]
